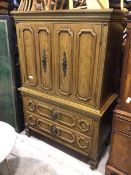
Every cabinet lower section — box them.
[21,90,114,170]
[27,113,91,155]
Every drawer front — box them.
[109,130,131,174]
[114,116,131,136]
[25,97,93,136]
[27,113,91,155]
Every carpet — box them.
[0,133,109,175]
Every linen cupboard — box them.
[12,9,124,169]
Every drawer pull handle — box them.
[42,49,47,73]
[50,112,59,120]
[50,125,60,136]
[62,52,67,77]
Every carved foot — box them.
[25,128,31,137]
[89,160,98,170]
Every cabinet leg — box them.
[25,128,31,137]
[25,123,31,137]
[89,160,98,170]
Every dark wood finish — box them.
[106,108,131,175]
[0,0,9,14]
[12,9,124,169]
[105,14,131,175]
[119,15,131,113]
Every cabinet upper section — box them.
[11,9,125,23]
[13,10,125,111]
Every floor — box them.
[0,132,109,175]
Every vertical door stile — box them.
[75,24,102,106]
[20,24,38,87]
[55,25,74,97]
[36,24,53,93]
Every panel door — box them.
[54,24,74,98]
[35,24,54,93]
[16,23,38,88]
[54,23,102,105]
[75,24,102,106]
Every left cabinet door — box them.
[16,23,38,88]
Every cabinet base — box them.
[105,164,127,175]
[89,160,99,170]
[25,126,110,170]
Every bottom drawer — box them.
[27,113,91,156]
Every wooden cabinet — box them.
[12,10,124,169]
[106,109,131,175]
[120,23,131,113]
[105,14,131,175]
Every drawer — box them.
[26,113,91,155]
[114,116,131,136]
[24,97,93,136]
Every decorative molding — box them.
[21,27,38,87]
[57,28,73,96]
[78,120,90,132]
[28,114,36,126]
[36,27,52,91]
[77,136,89,150]
[76,28,96,101]
[27,100,36,111]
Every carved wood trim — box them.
[28,114,36,126]
[76,28,96,101]
[21,27,38,87]
[37,118,75,143]
[77,136,89,149]
[59,111,76,128]
[57,28,73,96]
[36,27,52,91]
[78,119,90,132]
[36,103,53,117]
[27,100,36,112]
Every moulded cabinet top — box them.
[11,9,125,23]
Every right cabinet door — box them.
[54,24,102,106]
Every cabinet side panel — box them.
[100,22,123,106]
